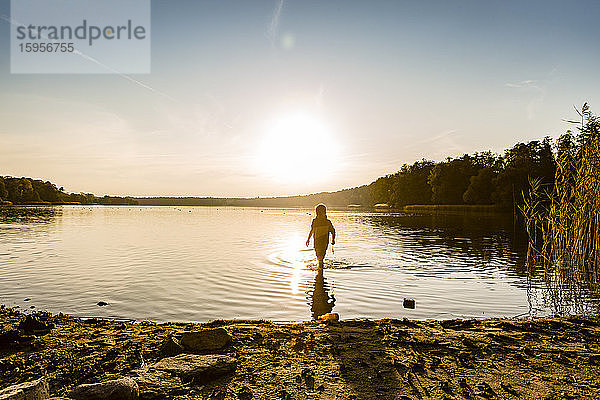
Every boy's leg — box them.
[315,244,326,268]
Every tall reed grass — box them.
[522,104,600,294]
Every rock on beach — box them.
[0,377,49,400]
[158,335,184,357]
[68,377,139,400]
[178,328,231,352]
[17,316,52,335]
[152,353,237,383]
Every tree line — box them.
[0,176,138,205]
[363,136,557,209]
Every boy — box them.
[305,203,336,268]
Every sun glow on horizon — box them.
[256,111,339,183]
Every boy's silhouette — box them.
[306,203,336,268]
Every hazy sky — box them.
[1,0,599,197]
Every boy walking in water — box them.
[306,204,336,268]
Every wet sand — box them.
[1,308,600,399]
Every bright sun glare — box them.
[258,112,339,183]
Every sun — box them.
[257,111,339,182]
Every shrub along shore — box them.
[1,308,600,399]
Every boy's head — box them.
[315,203,327,217]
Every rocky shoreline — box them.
[1,308,600,399]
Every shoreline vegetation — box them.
[521,103,600,299]
[2,308,600,399]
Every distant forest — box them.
[0,177,138,206]
[364,137,557,209]
[0,129,584,210]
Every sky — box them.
[1,0,599,197]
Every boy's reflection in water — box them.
[310,268,336,319]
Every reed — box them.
[522,104,600,293]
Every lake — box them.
[0,206,597,322]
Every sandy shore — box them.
[1,308,600,399]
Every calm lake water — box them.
[1,206,598,322]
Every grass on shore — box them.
[522,105,600,298]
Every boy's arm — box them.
[306,227,313,247]
[330,223,336,245]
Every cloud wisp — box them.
[504,80,541,90]
[267,0,284,46]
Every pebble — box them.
[403,298,416,309]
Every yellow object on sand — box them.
[318,312,339,322]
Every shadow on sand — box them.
[307,268,410,399]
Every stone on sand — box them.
[152,353,237,383]
[129,368,184,400]
[0,377,49,400]
[68,377,139,400]
[17,316,52,335]
[178,328,231,352]
[158,335,184,357]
